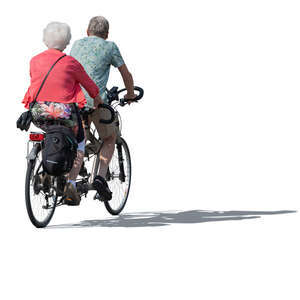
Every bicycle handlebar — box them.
[81,86,144,124]
[107,86,144,105]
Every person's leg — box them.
[68,143,85,182]
[64,107,85,205]
[64,148,84,204]
[98,133,117,178]
[90,107,119,200]
[67,108,85,186]
[90,107,118,178]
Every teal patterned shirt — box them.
[70,36,125,107]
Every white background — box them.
[0,0,299,299]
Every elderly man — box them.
[70,16,136,200]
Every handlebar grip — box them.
[98,103,115,124]
[120,87,144,106]
[133,86,144,101]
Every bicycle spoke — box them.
[26,148,57,227]
[104,139,131,214]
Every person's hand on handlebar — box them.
[93,94,104,109]
[118,65,138,105]
[124,93,138,105]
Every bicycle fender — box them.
[27,143,40,162]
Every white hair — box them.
[87,16,109,38]
[43,22,71,51]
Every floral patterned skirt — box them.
[31,101,79,131]
[31,101,85,142]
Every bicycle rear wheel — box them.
[98,137,131,215]
[25,145,57,228]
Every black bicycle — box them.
[25,86,144,228]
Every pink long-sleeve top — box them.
[22,48,99,109]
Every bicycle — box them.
[25,86,144,228]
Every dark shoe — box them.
[63,182,81,206]
[92,176,112,201]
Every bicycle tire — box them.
[25,147,57,228]
[100,137,132,215]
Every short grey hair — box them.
[43,22,71,50]
[87,16,109,38]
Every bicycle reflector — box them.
[29,133,44,141]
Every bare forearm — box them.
[118,64,135,97]
[123,72,134,96]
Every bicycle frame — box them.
[27,140,42,162]
[24,87,141,227]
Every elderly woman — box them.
[22,22,103,205]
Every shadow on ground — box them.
[47,209,297,229]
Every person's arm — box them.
[118,64,136,99]
[110,42,136,100]
[72,59,103,106]
[93,94,103,108]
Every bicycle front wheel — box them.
[25,145,57,228]
[101,137,132,215]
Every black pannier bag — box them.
[42,125,78,176]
